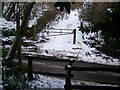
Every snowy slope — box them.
[36,9,119,66]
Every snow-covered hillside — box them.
[35,9,119,66]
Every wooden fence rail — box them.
[26,55,70,80]
[70,85,120,89]
[26,55,120,89]
[70,66,120,73]
[64,60,120,90]
[38,28,77,44]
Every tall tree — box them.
[6,2,35,62]
[81,2,112,23]
[0,4,1,18]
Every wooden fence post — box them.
[65,60,75,90]
[64,60,120,89]
[65,65,72,90]
[28,55,33,80]
[32,25,37,41]
[69,60,75,65]
[60,29,62,35]
[47,29,49,36]
[73,29,76,44]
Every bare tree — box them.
[6,2,35,67]
[81,2,112,23]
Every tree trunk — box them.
[0,2,2,17]
[32,25,37,41]
[6,2,35,61]
[16,10,22,70]
[2,2,4,13]
[20,2,35,36]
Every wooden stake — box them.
[73,29,76,44]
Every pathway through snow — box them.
[36,9,119,66]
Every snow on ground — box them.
[0,18,16,30]
[35,9,120,66]
[29,74,65,88]
[0,18,15,50]
[50,9,80,29]
[28,74,118,89]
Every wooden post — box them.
[69,60,75,65]
[80,19,84,31]
[32,25,37,41]
[28,55,33,80]
[65,60,75,90]
[73,29,76,44]
[65,65,72,90]
[47,29,49,36]
[60,29,62,35]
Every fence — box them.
[37,28,77,44]
[64,60,120,90]
[26,55,120,89]
[25,55,70,80]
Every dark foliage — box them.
[92,2,120,58]
[2,61,29,90]
[54,2,75,14]
[94,2,120,38]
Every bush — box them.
[92,2,120,58]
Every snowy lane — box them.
[36,9,120,66]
